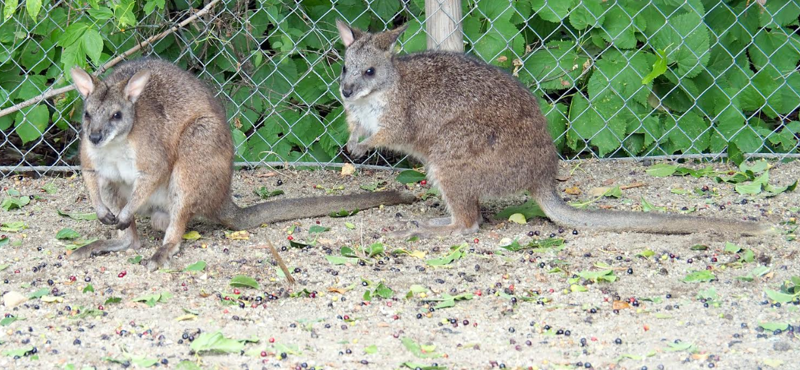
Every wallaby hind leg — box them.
[70,220,141,259]
[390,191,480,239]
[143,208,190,271]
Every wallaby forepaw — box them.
[97,211,118,226]
[346,140,369,158]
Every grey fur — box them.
[70,58,414,270]
[336,21,772,238]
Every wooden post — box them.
[424,0,463,52]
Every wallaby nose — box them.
[88,132,102,144]
[342,88,353,98]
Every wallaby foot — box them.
[388,220,479,239]
[143,242,180,271]
[69,221,141,260]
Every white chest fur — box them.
[86,139,139,185]
[344,91,386,136]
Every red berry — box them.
[233,289,240,295]
[473,238,479,244]
[69,276,76,281]
[261,351,267,357]
[269,337,275,343]
[98,305,104,310]
[118,271,127,278]
[420,180,427,186]
[393,315,399,320]
[287,235,294,241]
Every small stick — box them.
[620,182,647,190]
[0,0,221,119]
[264,238,295,284]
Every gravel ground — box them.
[0,160,798,370]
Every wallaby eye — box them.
[112,111,122,120]
[365,67,375,76]
[83,112,91,120]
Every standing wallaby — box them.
[335,20,772,238]
[69,58,414,270]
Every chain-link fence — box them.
[1,0,799,177]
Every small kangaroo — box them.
[335,20,772,238]
[69,58,414,270]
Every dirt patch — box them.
[1,160,798,370]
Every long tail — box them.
[218,190,416,230]
[535,188,772,236]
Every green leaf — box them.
[520,41,588,91]
[724,242,742,253]
[29,288,49,299]
[190,331,245,354]
[57,22,89,48]
[182,231,201,240]
[3,0,18,21]
[253,187,284,199]
[83,284,94,293]
[2,194,30,211]
[494,200,546,220]
[401,337,442,359]
[1,221,27,232]
[309,225,330,234]
[508,213,527,225]
[127,255,142,264]
[365,344,378,355]
[329,209,359,218]
[104,297,122,305]
[651,13,710,78]
[401,363,447,370]
[13,105,49,144]
[25,0,41,20]
[598,3,639,49]
[642,48,669,84]
[765,290,796,304]
[588,50,652,104]
[683,270,716,283]
[325,255,358,265]
[3,345,34,358]
[759,322,789,332]
[132,292,172,307]
[80,28,103,64]
[426,244,467,266]
[531,0,577,23]
[0,316,19,326]
[569,0,607,30]
[57,209,98,221]
[396,170,426,184]
[229,275,260,290]
[55,228,80,240]
[636,249,655,259]
[576,269,616,283]
[184,261,206,272]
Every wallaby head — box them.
[336,20,407,101]
[70,67,150,147]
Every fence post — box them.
[424,0,463,52]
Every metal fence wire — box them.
[0,0,799,177]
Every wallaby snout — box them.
[88,131,103,145]
[341,84,353,98]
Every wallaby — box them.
[68,58,414,270]
[335,20,772,238]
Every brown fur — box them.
[70,58,414,270]
[336,21,772,238]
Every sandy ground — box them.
[0,160,798,370]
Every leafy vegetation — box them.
[0,0,797,168]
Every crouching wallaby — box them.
[335,20,772,238]
[69,58,414,270]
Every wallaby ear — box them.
[70,67,95,98]
[123,70,150,103]
[336,19,363,48]
[374,23,408,52]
